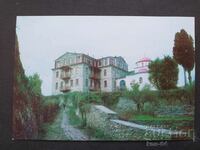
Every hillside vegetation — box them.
[12,35,59,139]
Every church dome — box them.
[134,57,151,73]
[136,57,151,63]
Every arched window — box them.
[56,82,58,90]
[70,80,73,86]
[76,79,79,86]
[120,80,126,90]
[130,79,135,86]
[104,69,107,76]
[104,80,107,87]
[61,81,63,89]
[86,79,88,87]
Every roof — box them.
[136,57,151,63]
[55,52,83,61]
[99,56,127,64]
[127,70,135,75]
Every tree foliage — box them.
[148,56,179,90]
[13,34,43,139]
[126,84,157,112]
[28,73,42,96]
[173,29,195,85]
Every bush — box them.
[101,92,123,107]
[159,83,195,105]
[123,84,158,112]
[143,102,156,114]
[67,106,83,127]
[86,127,113,140]
[115,97,137,114]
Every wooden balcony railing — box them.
[89,86,99,91]
[60,73,71,80]
[90,74,100,80]
[60,86,71,92]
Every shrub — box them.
[159,83,195,105]
[124,84,158,112]
[100,92,122,107]
[115,97,137,114]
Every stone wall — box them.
[87,105,181,140]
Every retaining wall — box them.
[87,105,182,140]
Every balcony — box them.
[59,65,71,70]
[90,74,100,80]
[90,65,101,71]
[89,86,96,91]
[60,72,71,80]
[60,86,71,92]
[89,86,99,91]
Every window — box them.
[86,67,89,74]
[105,58,108,65]
[90,79,93,87]
[139,77,143,84]
[110,58,114,65]
[99,60,101,66]
[61,81,63,89]
[130,80,136,86]
[77,56,81,62]
[76,67,79,74]
[56,62,60,68]
[94,80,96,88]
[104,80,107,87]
[104,69,107,76]
[56,82,58,90]
[70,68,73,75]
[76,79,79,86]
[56,71,59,78]
[86,79,88,87]
[120,80,126,90]
[70,80,73,87]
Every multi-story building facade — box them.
[52,52,128,95]
[99,56,128,92]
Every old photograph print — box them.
[13,16,195,140]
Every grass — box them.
[131,114,193,121]
[84,127,112,140]
[130,114,194,131]
[66,107,83,127]
[42,95,61,106]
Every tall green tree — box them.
[173,29,195,85]
[28,73,42,96]
[148,58,162,90]
[148,56,179,90]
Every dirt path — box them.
[61,110,89,140]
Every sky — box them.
[16,16,195,96]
